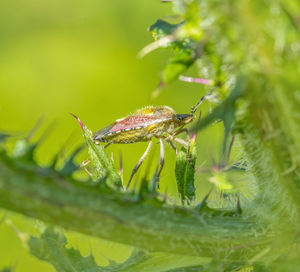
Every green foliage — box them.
[0,132,11,144]
[190,78,245,156]
[29,227,210,272]
[175,140,196,203]
[162,51,194,84]
[0,268,13,272]
[149,19,182,40]
[1,0,300,270]
[11,139,37,162]
[71,115,121,187]
[29,228,100,272]
[147,18,201,96]
[0,130,266,259]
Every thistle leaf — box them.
[59,145,85,177]
[191,77,246,157]
[147,18,199,96]
[162,50,195,84]
[28,227,101,272]
[28,227,209,272]
[175,142,196,203]
[149,19,182,41]
[71,114,121,187]
[11,139,37,162]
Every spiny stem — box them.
[0,152,272,260]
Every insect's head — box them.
[92,123,115,143]
[176,114,195,125]
[92,134,105,143]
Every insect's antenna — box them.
[191,87,216,114]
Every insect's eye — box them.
[176,114,194,123]
[93,134,105,143]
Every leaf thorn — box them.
[69,113,84,131]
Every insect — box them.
[93,89,214,190]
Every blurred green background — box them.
[0,0,222,271]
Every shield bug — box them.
[93,89,215,189]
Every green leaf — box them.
[191,78,246,157]
[149,19,182,40]
[59,145,85,177]
[28,227,210,272]
[147,2,205,96]
[148,19,196,85]
[9,120,52,163]
[162,50,195,84]
[11,139,37,162]
[71,114,121,187]
[152,49,196,98]
[116,251,209,272]
[84,128,121,186]
[175,141,196,202]
[177,1,203,41]
[28,227,101,272]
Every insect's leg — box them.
[173,127,189,137]
[83,167,93,177]
[156,139,165,189]
[80,158,91,167]
[173,127,191,143]
[126,141,152,190]
[166,139,177,154]
[104,143,111,149]
[173,137,189,147]
[79,158,93,177]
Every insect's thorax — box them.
[93,106,193,144]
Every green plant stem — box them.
[236,83,300,226]
[234,0,300,227]
[0,152,271,260]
